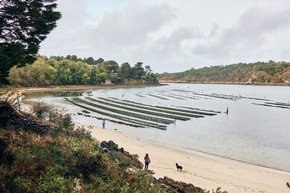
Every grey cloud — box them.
[39,0,94,57]
[90,2,176,45]
[40,1,290,73]
[193,6,290,60]
[208,23,220,38]
[156,26,203,50]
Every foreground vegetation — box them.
[159,61,290,85]
[0,97,227,193]
[0,122,167,192]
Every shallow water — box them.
[27,83,290,172]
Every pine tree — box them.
[0,0,61,85]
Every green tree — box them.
[119,62,131,79]
[96,72,107,84]
[84,57,95,65]
[101,60,119,74]
[0,0,61,85]
[95,57,104,64]
[89,66,101,84]
[145,72,159,83]
[71,55,78,61]
[145,65,152,74]
[55,61,73,85]
[65,55,72,60]
[131,62,145,79]
[7,66,21,85]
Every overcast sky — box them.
[39,0,290,73]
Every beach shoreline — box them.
[81,123,290,193]
[5,85,290,192]
[178,146,290,175]
[13,83,165,94]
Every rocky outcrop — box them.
[158,176,203,193]
[100,141,206,193]
[100,140,119,151]
[0,103,57,135]
[100,140,144,169]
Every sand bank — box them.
[83,124,290,193]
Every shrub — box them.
[31,102,75,131]
[32,102,53,118]
[118,158,132,168]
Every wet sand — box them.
[84,124,290,193]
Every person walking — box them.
[102,119,106,129]
[144,153,151,170]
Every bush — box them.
[32,102,53,118]
[31,102,75,131]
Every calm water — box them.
[27,84,290,172]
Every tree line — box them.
[1,1,159,87]
[8,56,159,86]
[159,61,290,85]
[0,0,61,85]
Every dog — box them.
[287,182,290,188]
[176,163,183,171]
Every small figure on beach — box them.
[176,163,183,171]
[225,107,229,115]
[144,153,151,170]
[102,119,106,129]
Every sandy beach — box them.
[6,85,289,192]
[83,124,290,193]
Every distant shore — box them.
[1,83,164,103]
[159,80,290,86]
[15,83,165,94]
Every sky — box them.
[39,0,290,73]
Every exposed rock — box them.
[100,140,119,151]
[0,103,57,135]
[158,176,203,193]
[100,140,144,169]
[128,153,143,169]
[141,169,155,175]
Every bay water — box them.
[27,83,290,172]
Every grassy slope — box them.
[0,103,217,193]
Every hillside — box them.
[159,61,290,85]
[0,90,227,193]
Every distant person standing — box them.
[144,153,151,170]
[102,119,106,129]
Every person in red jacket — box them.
[144,153,151,170]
